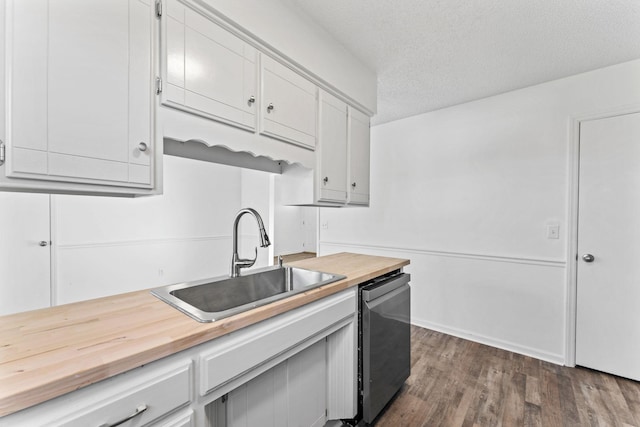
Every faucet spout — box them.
[230,208,271,277]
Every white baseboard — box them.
[412,318,565,366]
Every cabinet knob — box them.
[351,182,357,188]
[323,176,329,184]
[138,142,148,152]
[267,103,274,112]
[39,241,48,247]
[248,95,255,105]
[582,254,595,263]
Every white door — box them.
[0,193,51,315]
[576,111,640,380]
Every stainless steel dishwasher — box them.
[360,271,411,425]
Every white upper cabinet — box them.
[347,107,370,205]
[1,0,157,194]
[278,90,370,207]
[161,0,257,130]
[159,0,317,166]
[260,55,317,149]
[317,90,348,203]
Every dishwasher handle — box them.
[364,283,410,311]
[362,273,410,302]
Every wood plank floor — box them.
[375,326,640,427]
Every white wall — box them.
[273,175,318,256]
[52,156,271,304]
[0,157,313,313]
[239,168,274,269]
[320,59,640,364]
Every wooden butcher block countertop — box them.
[0,252,409,417]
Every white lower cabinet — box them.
[1,358,193,427]
[1,289,357,427]
[224,339,327,427]
[287,340,327,427]
[152,409,195,427]
[203,288,358,427]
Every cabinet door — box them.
[348,107,370,205]
[226,363,288,427]
[162,0,257,130]
[6,0,154,188]
[287,339,327,427]
[317,90,347,203]
[260,56,317,149]
[226,340,327,427]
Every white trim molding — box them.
[322,240,567,361]
[320,240,566,268]
[55,235,232,250]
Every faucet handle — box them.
[245,247,258,267]
[236,247,258,270]
[278,255,283,268]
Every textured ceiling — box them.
[283,0,640,125]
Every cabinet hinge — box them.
[155,0,163,18]
[156,77,163,94]
[0,140,5,166]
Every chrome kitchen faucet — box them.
[230,208,271,277]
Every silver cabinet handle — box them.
[39,241,48,247]
[582,254,595,263]
[138,142,148,152]
[248,95,255,105]
[99,404,148,427]
[267,103,274,112]
[323,176,329,184]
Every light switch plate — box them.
[547,225,560,239]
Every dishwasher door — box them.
[362,273,411,424]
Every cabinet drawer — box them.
[151,409,194,427]
[199,290,356,396]
[2,359,192,427]
[59,362,191,427]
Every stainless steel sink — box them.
[151,266,346,322]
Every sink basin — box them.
[151,266,346,322]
